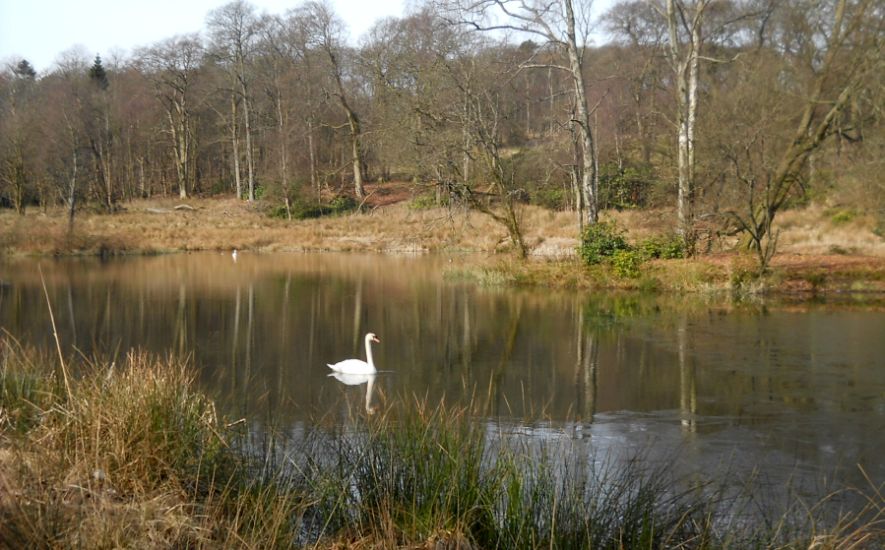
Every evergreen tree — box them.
[13,59,36,80]
[89,54,109,90]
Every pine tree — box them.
[89,54,109,90]
[13,59,36,80]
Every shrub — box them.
[611,249,646,278]
[599,164,654,210]
[579,222,630,265]
[637,234,686,260]
[408,193,440,210]
[830,209,856,224]
[328,195,356,213]
[278,195,358,220]
[532,187,568,210]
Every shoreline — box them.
[2,196,883,298]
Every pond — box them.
[2,252,883,510]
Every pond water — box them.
[2,252,883,507]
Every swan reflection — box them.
[328,372,377,414]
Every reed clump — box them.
[293,402,742,549]
[0,338,300,547]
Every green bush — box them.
[611,249,645,278]
[830,209,856,224]
[329,195,356,213]
[599,164,654,210]
[579,222,630,265]
[532,187,568,210]
[637,234,686,260]
[274,195,358,220]
[408,193,439,210]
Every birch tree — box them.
[656,0,709,243]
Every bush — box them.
[611,249,645,278]
[532,187,568,210]
[275,195,358,220]
[599,164,654,210]
[409,193,440,210]
[329,195,356,213]
[579,222,630,265]
[637,234,686,260]
[830,209,856,224]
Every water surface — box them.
[2,253,883,505]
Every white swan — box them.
[327,333,380,375]
[231,249,238,262]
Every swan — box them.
[231,249,238,262]
[328,333,380,375]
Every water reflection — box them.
[328,373,377,415]
[1,253,883,500]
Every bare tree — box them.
[723,0,882,268]
[0,60,39,214]
[299,1,367,201]
[257,15,296,217]
[42,51,91,226]
[137,35,203,199]
[656,0,709,243]
[441,0,601,225]
[208,0,259,201]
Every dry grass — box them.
[0,341,300,548]
[2,196,883,258]
[2,196,883,297]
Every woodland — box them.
[0,0,882,268]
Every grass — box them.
[2,196,883,297]
[0,337,300,547]
[1,337,882,548]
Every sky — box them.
[1,0,616,74]
[0,0,406,73]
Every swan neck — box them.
[365,335,375,367]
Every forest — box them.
[0,0,882,267]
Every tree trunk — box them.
[667,0,705,242]
[307,117,318,200]
[328,47,365,200]
[168,108,188,199]
[240,78,255,202]
[348,113,364,200]
[275,91,291,219]
[68,148,78,229]
[230,93,242,199]
[564,0,597,225]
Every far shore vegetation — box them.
[1,195,883,298]
[1,338,882,548]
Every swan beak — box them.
[372,336,381,343]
